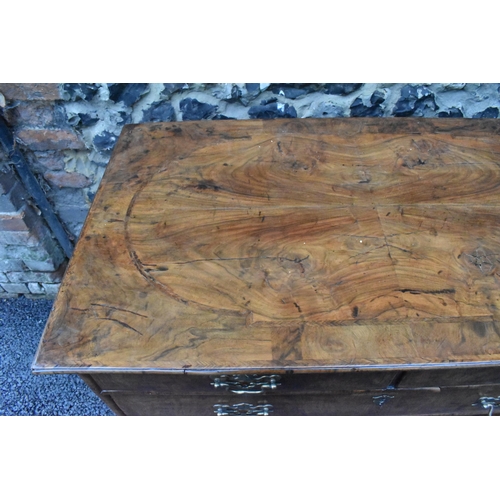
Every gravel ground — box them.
[0,296,113,416]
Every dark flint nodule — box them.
[107,83,149,107]
[473,107,499,119]
[62,84,99,101]
[161,84,188,98]
[93,130,118,151]
[324,83,363,96]
[393,84,437,117]
[248,102,297,119]
[180,98,217,120]
[350,97,384,117]
[142,101,176,123]
[438,108,464,118]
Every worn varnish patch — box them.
[33,118,500,373]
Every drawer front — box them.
[399,367,500,389]
[92,371,398,396]
[108,385,500,416]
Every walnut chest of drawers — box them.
[33,117,500,416]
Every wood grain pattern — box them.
[32,118,500,374]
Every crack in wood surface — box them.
[90,304,148,318]
[99,317,144,336]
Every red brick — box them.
[34,151,65,170]
[0,218,28,231]
[6,264,65,283]
[17,129,85,150]
[0,83,61,101]
[1,204,49,243]
[42,283,60,297]
[11,102,55,128]
[0,286,20,298]
[27,282,45,294]
[1,283,29,294]
[0,210,29,231]
[44,170,92,188]
[24,260,58,272]
[0,259,25,272]
[0,242,60,262]
[0,229,38,246]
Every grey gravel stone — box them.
[0,297,113,415]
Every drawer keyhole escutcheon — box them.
[214,403,273,416]
[372,394,395,407]
[473,396,500,416]
[211,374,281,394]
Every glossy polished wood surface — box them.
[33,118,500,374]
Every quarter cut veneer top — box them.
[33,118,500,373]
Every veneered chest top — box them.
[33,118,500,375]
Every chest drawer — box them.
[107,384,500,416]
[91,370,398,396]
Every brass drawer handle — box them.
[211,374,281,394]
[473,396,500,416]
[214,403,273,416]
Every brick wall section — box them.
[0,83,79,298]
[0,84,62,101]
[17,129,85,150]
[0,82,499,299]
[0,166,65,298]
[0,83,99,243]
